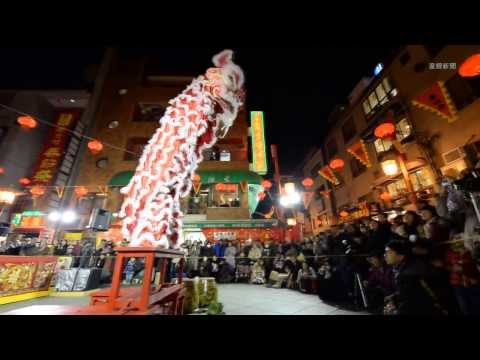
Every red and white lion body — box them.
[119,50,244,248]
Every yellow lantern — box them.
[381,159,399,176]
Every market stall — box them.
[0,255,57,304]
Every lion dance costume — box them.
[119,50,245,249]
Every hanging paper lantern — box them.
[374,122,396,140]
[329,158,345,170]
[88,139,103,155]
[74,186,89,197]
[459,53,480,78]
[0,167,4,175]
[339,210,349,218]
[19,178,31,186]
[379,191,392,202]
[302,177,314,188]
[30,186,46,197]
[17,116,38,129]
[261,180,272,190]
[257,192,266,201]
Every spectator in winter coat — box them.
[420,205,451,259]
[367,220,392,255]
[363,253,394,312]
[224,241,237,270]
[297,261,317,293]
[384,240,446,315]
[213,240,226,258]
[123,257,136,284]
[261,241,276,280]
[248,242,262,262]
[250,259,266,284]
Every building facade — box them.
[303,45,480,232]
[73,51,277,244]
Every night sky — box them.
[0,47,397,173]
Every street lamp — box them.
[374,121,417,209]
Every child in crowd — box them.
[250,259,266,285]
[297,261,317,293]
[123,257,136,284]
[363,252,394,313]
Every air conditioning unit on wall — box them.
[442,147,466,165]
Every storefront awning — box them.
[198,170,262,184]
[108,169,263,187]
[182,219,278,229]
[108,171,134,187]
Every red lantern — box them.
[0,167,4,175]
[258,192,266,201]
[329,158,345,170]
[75,186,89,197]
[30,186,46,197]
[88,140,103,155]
[379,191,392,202]
[339,210,349,218]
[302,177,314,188]
[19,178,31,186]
[374,122,396,140]
[262,180,272,190]
[17,116,38,129]
[459,53,480,78]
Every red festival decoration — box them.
[339,210,349,218]
[411,81,458,123]
[88,140,103,155]
[19,178,31,186]
[30,111,80,186]
[192,174,201,182]
[459,53,480,78]
[347,139,372,167]
[0,167,4,175]
[302,177,314,188]
[74,186,89,198]
[318,166,339,185]
[261,180,273,190]
[374,122,396,140]
[30,186,46,197]
[119,50,244,248]
[17,116,38,129]
[329,158,345,170]
[215,183,237,192]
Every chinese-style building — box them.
[72,49,281,244]
[302,45,480,234]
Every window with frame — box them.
[316,185,326,211]
[187,184,210,214]
[410,169,433,191]
[124,137,148,161]
[212,183,240,208]
[350,158,367,178]
[396,118,412,141]
[326,138,338,160]
[444,74,480,111]
[374,138,393,154]
[133,103,166,122]
[362,77,398,117]
[341,117,356,144]
[386,179,407,197]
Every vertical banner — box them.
[250,111,268,175]
[31,110,81,186]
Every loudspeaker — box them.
[88,208,112,231]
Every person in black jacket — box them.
[367,220,393,255]
[384,240,447,315]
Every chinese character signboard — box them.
[250,111,268,175]
[30,110,81,186]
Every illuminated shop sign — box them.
[250,111,268,175]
